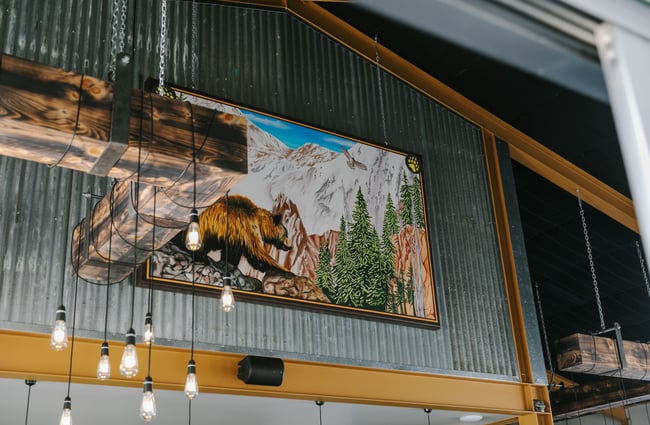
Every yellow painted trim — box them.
[483,131,533,385]
[1,329,548,416]
[280,0,637,233]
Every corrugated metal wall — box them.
[0,0,519,378]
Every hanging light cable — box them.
[424,408,432,425]
[60,234,81,425]
[636,240,650,300]
[315,400,324,425]
[23,380,36,425]
[121,89,148,380]
[185,105,201,252]
[143,187,157,346]
[97,187,115,380]
[221,191,234,312]
[141,295,156,421]
[184,250,199,399]
[374,33,388,147]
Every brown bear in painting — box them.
[195,194,292,273]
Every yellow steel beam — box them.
[1,329,549,417]
[483,131,534,384]
[283,0,638,234]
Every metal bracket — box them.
[593,322,627,370]
[89,52,133,176]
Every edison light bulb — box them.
[140,376,157,422]
[221,282,235,312]
[51,305,68,351]
[143,312,154,345]
[185,209,202,251]
[119,328,139,378]
[184,359,199,399]
[96,342,111,380]
[59,396,72,425]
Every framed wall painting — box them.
[143,87,440,328]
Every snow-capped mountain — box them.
[235,127,408,236]
[182,93,411,236]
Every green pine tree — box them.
[332,216,359,306]
[399,171,413,227]
[315,241,334,300]
[411,176,425,228]
[380,194,398,312]
[349,188,386,310]
[383,194,399,236]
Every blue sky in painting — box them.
[242,110,357,153]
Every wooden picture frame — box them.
[142,86,440,328]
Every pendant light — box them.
[51,247,68,350]
[185,250,199,399]
[51,305,68,351]
[97,187,116,380]
[140,296,157,421]
[120,327,138,377]
[140,375,157,421]
[141,304,157,420]
[221,191,235,312]
[185,105,202,252]
[23,380,36,425]
[60,234,81,425]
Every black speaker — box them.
[237,355,284,386]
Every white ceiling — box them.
[1,377,513,425]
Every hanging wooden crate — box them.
[557,333,650,380]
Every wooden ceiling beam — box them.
[0,54,249,282]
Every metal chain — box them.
[158,0,168,90]
[191,0,199,89]
[636,241,650,299]
[374,34,388,147]
[577,189,605,331]
[118,0,127,53]
[108,0,128,79]
[108,0,120,78]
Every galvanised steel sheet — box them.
[0,0,519,379]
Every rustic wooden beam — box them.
[0,54,248,282]
[551,378,650,420]
[0,54,247,186]
[557,333,650,380]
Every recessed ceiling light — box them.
[459,414,483,423]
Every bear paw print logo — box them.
[405,154,421,174]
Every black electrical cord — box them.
[191,248,196,358]
[159,105,219,210]
[48,75,85,169]
[103,187,114,343]
[130,78,146,332]
[66,234,82,398]
[23,380,35,425]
